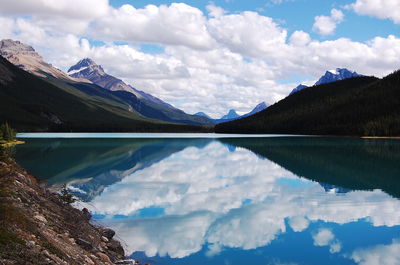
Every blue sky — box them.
[109,0,398,42]
[1,0,399,117]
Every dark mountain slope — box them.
[0,56,207,132]
[216,72,400,136]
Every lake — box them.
[15,134,400,265]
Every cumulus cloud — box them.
[91,3,216,50]
[351,239,400,265]
[312,228,342,253]
[290,30,311,46]
[1,1,400,116]
[313,9,344,36]
[347,0,400,24]
[0,0,109,19]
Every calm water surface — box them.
[15,134,400,265]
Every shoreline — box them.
[0,140,25,147]
[16,132,400,139]
[0,152,140,265]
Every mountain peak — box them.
[290,84,308,95]
[0,39,75,80]
[241,101,269,118]
[221,109,240,120]
[68,58,105,76]
[195,112,212,119]
[0,39,36,54]
[315,68,362,85]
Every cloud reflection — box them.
[78,140,400,259]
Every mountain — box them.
[195,112,212,119]
[216,70,400,136]
[315,68,362,85]
[196,102,268,124]
[289,84,308,95]
[0,39,80,81]
[68,58,213,126]
[0,54,208,132]
[289,68,362,95]
[221,109,240,120]
[242,102,268,117]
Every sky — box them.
[0,0,399,118]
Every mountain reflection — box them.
[15,137,400,264]
[15,138,212,201]
[220,137,400,198]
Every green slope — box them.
[216,71,400,136]
[0,56,209,132]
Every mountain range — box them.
[289,68,362,95]
[67,58,213,125]
[1,38,398,136]
[216,70,400,136]
[196,102,269,124]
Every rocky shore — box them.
[0,151,138,265]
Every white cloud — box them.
[347,0,400,24]
[312,228,342,253]
[351,239,400,265]
[92,3,216,50]
[1,2,400,116]
[207,11,288,58]
[290,30,311,46]
[313,228,335,246]
[0,0,109,19]
[313,9,344,36]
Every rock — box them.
[26,240,36,248]
[101,228,115,240]
[81,208,91,221]
[75,238,93,251]
[33,214,47,223]
[106,240,124,256]
[96,252,112,263]
[84,256,95,265]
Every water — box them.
[14,134,400,265]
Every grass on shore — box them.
[0,140,25,147]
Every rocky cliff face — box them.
[0,151,138,265]
[0,39,79,81]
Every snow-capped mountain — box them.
[315,68,362,86]
[68,58,136,94]
[0,39,78,81]
[68,58,173,108]
[68,58,213,125]
[289,68,362,95]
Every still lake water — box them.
[15,134,400,265]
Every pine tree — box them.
[0,122,16,142]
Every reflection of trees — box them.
[15,138,212,201]
[219,137,400,199]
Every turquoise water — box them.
[15,135,400,265]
